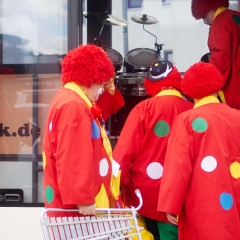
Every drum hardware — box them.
[118,84,147,96]
[83,11,128,46]
[83,11,126,72]
[102,46,123,72]
[123,14,163,73]
[124,48,161,73]
[131,14,158,25]
[115,72,148,96]
[131,14,163,54]
[200,52,211,63]
[115,72,146,84]
[83,11,128,26]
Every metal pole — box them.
[122,0,129,64]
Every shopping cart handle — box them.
[133,189,143,211]
[41,189,143,218]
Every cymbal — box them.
[83,12,128,26]
[131,14,158,25]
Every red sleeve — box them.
[56,100,95,205]
[208,18,232,86]
[113,104,145,185]
[97,88,125,121]
[157,115,193,215]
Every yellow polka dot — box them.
[155,63,158,66]
[95,183,109,208]
[230,162,240,179]
[42,151,46,169]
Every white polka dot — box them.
[146,162,163,180]
[49,121,52,132]
[99,158,109,177]
[201,156,217,172]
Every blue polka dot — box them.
[157,69,160,72]
[91,120,100,139]
[220,192,233,210]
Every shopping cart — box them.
[40,189,143,240]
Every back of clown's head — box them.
[181,62,224,101]
[191,0,229,20]
[144,60,182,97]
[61,44,115,88]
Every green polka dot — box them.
[232,15,240,24]
[192,117,208,132]
[45,185,54,204]
[154,120,170,137]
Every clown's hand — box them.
[78,204,96,215]
[104,78,115,96]
[166,212,178,225]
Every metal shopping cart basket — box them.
[40,189,143,240]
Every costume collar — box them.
[64,82,92,108]
[156,89,183,98]
[194,94,220,108]
[214,7,227,19]
[64,82,112,160]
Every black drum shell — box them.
[102,46,123,72]
[124,48,161,72]
[118,84,147,96]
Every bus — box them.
[0,0,239,239]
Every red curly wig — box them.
[61,44,114,87]
[144,66,182,97]
[191,0,229,19]
[182,62,224,99]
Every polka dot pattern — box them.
[45,185,54,204]
[230,162,240,179]
[192,117,208,132]
[146,162,163,180]
[190,116,239,215]
[154,120,170,137]
[220,192,233,210]
[199,154,236,213]
[99,158,109,177]
[91,120,100,139]
[201,156,217,172]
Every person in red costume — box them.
[113,60,193,240]
[158,62,240,240]
[191,0,240,109]
[43,44,124,216]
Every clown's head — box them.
[144,60,182,96]
[61,44,114,88]
[191,0,229,20]
[182,62,224,100]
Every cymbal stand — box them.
[142,24,163,54]
[93,23,105,46]
[93,10,110,46]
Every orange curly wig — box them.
[144,66,182,96]
[182,62,224,99]
[191,0,229,19]
[61,44,114,87]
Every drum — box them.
[102,47,123,72]
[115,72,148,96]
[119,83,147,96]
[124,48,161,72]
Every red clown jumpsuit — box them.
[113,90,193,222]
[158,96,240,240]
[43,87,124,213]
[208,8,240,109]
